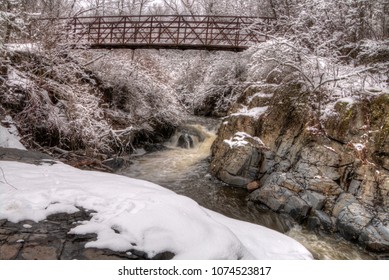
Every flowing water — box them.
[119,118,375,260]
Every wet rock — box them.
[323,101,365,144]
[250,184,293,212]
[295,145,340,181]
[250,172,309,220]
[0,228,17,235]
[59,233,98,260]
[359,224,389,252]
[102,157,127,171]
[151,251,175,260]
[307,209,335,233]
[0,234,8,242]
[209,87,389,253]
[247,181,260,191]
[276,173,304,193]
[0,243,22,260]
[301,191,326,210]
[7,233,29,243]
[348,179,362,195]
[378,175,389,211]
[336,202,373,241]
[307,178,343,196]
[283,196,310,223]
[83,248,133,260]
[258,150,276,174]
[352,164,380,207]
[213,142,262,187]
[21,244,60,260]
[332,193,357,217]
[0,147,54,165]
[177,133,194,149]
[219,171,252,187]
[177,125,207,142]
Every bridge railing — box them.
[63,15,274,51]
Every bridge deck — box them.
[63,15,273,51]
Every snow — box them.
[5,43,40,53]
[306,126,320,134]
[230,106,268,119]
[7,68,33,88]
[248,92,274,103]
[132,148,147,157]
[0,160,312,260]
[353,143,365,151]
[0,125,26,150]
[224,132,264,149]
[323,145,336,153]
[224,135,249,148]
[321,96,357,120]
[337,97,356,105]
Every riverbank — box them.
[209,83,389,254]
[0,146,313,260]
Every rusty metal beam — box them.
[50,15,275,52]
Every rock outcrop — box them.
[210,84,389,253]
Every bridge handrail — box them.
[35,14,275,51]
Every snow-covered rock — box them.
[0,160,312,260]
[0,125,26,150]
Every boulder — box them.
[283,196,310,223]
[301,191,326,210]
[358,224,389,252]
[250,173,310,221]
[176,133,194,149]
[250,184,293,212]
[211,134,263,187]
[307,209,335,233]
[335,202,373,241]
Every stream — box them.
[119,118,375,260]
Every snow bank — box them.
[0,161,312,260]
[0,125,26,150]
[230,106,268,119]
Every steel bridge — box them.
[62,15,274,52]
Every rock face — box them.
[210,84,389,253]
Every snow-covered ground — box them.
[0,124,312,259]
[0,159,312,260]
[0,125,26,150]
[4,43,41,53]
